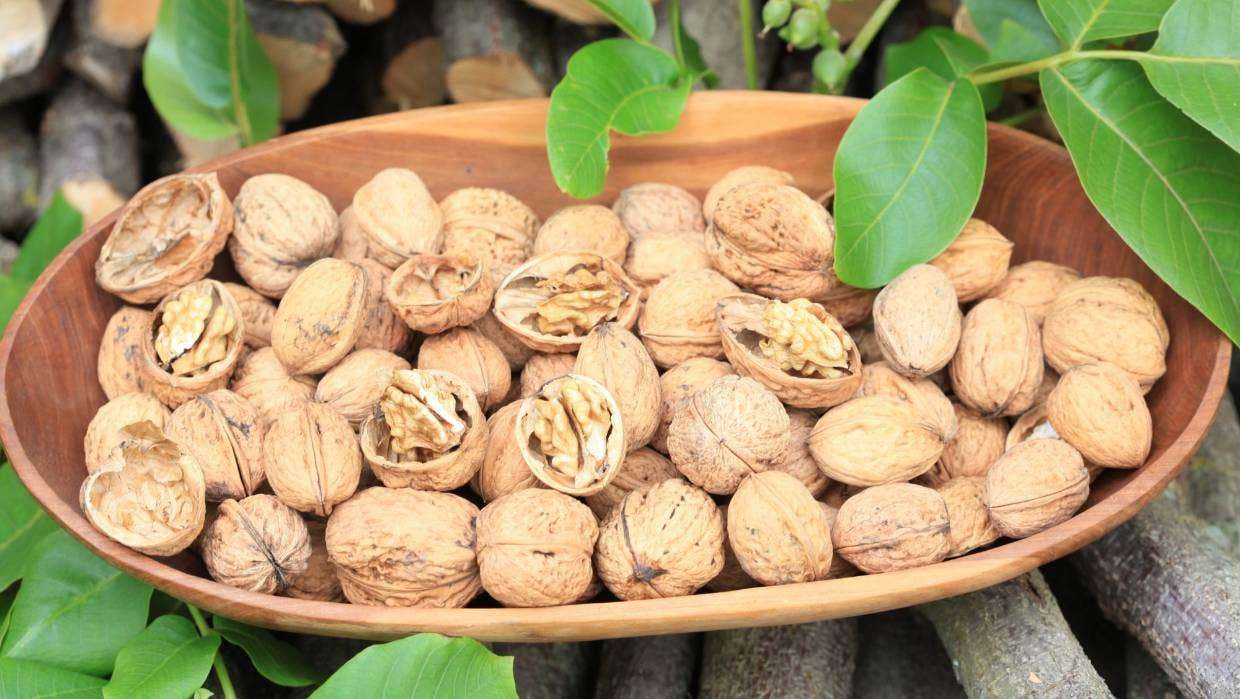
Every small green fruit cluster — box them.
[762,0,847,91]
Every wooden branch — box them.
[1126,639,1183,699]
[521,0,641,25]
[1175,394,1239,556]
[490,642,598,698]
[66,0,140,103]
[652,0,780,89]
[248,0,346,121]
[325,0,397,25]
[73,0,160,48]
[0,0,64,80]
[699,621,857,698]
[593,634,696,699]
[0,11,66,106]
[377,0,445,112]
[853,610,964,699]
[435,0,555,103]
[0,110,40,234]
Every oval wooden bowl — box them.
[0,93,1230,642]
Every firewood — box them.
[435,0,555,103]
[1175,395,1240,556]
[652,0,780,89]
[248,0,346,121]
[66,0,140,103]
[593,634,696,699]
[0,12,66,106]
[1,0,64,80]
[522,0,634,25]
[73,0,160,48]
[167,127,242,171]
[698,620,857,698]
[325,0,396,25]
[853,610,964,699]
[0,110,40,234]
[490,642,598,699]
[376,0,445,112]
[1126,639,1183,699]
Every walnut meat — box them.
[638,269,740,368]
[271,258,368,375]
[354,259,412,353]
[98,307,153,399]
[326,487,481,607]
[987,260,1081,324]
[201,494,310,594]
[924,402,1008,484]
[832,483,950,573]
[809,395,945,486]
[516,374,625,496]
[774,409,830,497]
[623,230,711,296]
[702,165,795,221]
[855,361,956,442]
[873,264,961,378]
[351,168,443,268]
[475,489,598,607]
[1048,362,1152,468]
[933,476,999,557]
[418,327,511,412]
[533,205,630,264]
[264,402,362,516]
[573,323,661,452]
[286,520,342,601]
[315,349,411,428]
[230,346,317,426]
[439,187,539,281]
[984,438,1089,538]
[612,182,705,238]
[928,218,1013,302]
[222,283,276,349]
[652,358,735,454]
[386,254,495,334]
[140,280,245,408]
[950,298,1044,417]
[519,352,577,398]
[583,447,680,519]
[96,173,233,304]
[227,174,339,298]
[594,479,724,600]
[166,390,263,502]
[728,471,833,585]
[84,392,170,473]
[472,402,541,502]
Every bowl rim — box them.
[0,92,1231,642]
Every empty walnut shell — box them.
[264,402,362,516]
[717,294,862,409]
[873,264,961,378]
[286,520,342,602]
[230,346,317,426]
[817,281,879,328]
[774,409,830,497]
[472,402,542,502]
[519,352,577,398]
[222,283,276,349]
[354,259,412,353]
[140,280,246,408]
[80,421,206,556]
[96,173,233,304]
[809,395,945,487]
[855,361,956,442]
[351,168,443,268]
[987,260,1081,324]
[1048,362,1152,468]
[923,402,1008,484]
[201,494,310,594]
[272,258,369,375]
[386,254,495,334]
[84,392,170,473]
[494,252,642,353]
[612,182,705,238]
[417,327,511,412]
[984,438,1089,538]
[472,311,536,370]
[326,486,481,608]
[98,307,153,399]
[702,165,795,221]
[1007,403,1058,449]
[928,218,1014,302]
[652,357,735,454]
[728,471,833,585]
[668,375,790,495]
[476,489,599,607]
[332,206,370,262]
[623,230,711,298]
[638,269,740,368]
[533,204,630,264]
[950,298,1044,418]
[228,173,339,298]
[573,323,661,452]
[439,187,539,282]
[315,349,411,428]
[594,478,724,600]
[166,390,264,502]
[516,374,625,496]
[933,476,1000,557]
[584,447,680,519]
[832,482,950,573]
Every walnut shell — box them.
[809,395,945,487]
[326,486,481,607]
[623,230,711,297]
[332,206,370,262]
[98,306,153,399]
[80,421,206,556]
[476,489,598,607]
[519,352,577,398]
[855,361,956,442]
[819,502,859,579]
[272,258,369,375]
[851,323,882,364]
[667,375,790,495]
[638,269,740,368]
[516,374,625,496]
[583,447,680,519]
[417,327,511,412]
[315,348,411,428]
[984,438,1089,538]
[227,174,339,298]
[533,204,630,264]
[728,471,833,585]
[706,504,757,592]
[439,187,539,282]
[702,165,795,221]
[264,402,362,516]
[1042,276,1169,391]
[84,392,170,473]
[1048,362,1152,469]
[928,218,1013,302]
[774,409,830,497]
[950,298,1044,417]
[652,357,735,454]
[573,322,661,452]
[96,173,233,304]
[472,402,542,502]
[201,494,310,594]
[473,310,537,370]
[386,254,495,334]
[351,168,443,268]
[923,402,1008,484]
[933,476,1000,557]
[594,479,724,600]
[817,282,879,328]
[230,346,317,426]
[166,390,264,502]
[286,520,342,601]
[222,283,277,349]
[832,482,950,573]
[872,264,961,378]
[140,280,246,408]
[612,182,705,238]
[354,259,412,353]
[987,260,1081,324]
[1007,403,1057,449]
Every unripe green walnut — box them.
[763,0,792,29]
[788,8,820,48]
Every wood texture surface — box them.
[0,92,1230,642]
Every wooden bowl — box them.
[0,93,1229,641]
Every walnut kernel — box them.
[516,374,625,496]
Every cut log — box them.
[0,12,66,106]
[248,0,347,121]
[0,0,64,80]
[550,19,613,77]
[325,0,397,25]
[0,110,40,234]
[490,642,598,699]
[1176,394,1239,556]
[652,0,780,89]
[66,0,141,103]
[73,0,160,48]
[853,610,964,699]
[435,0,555,103]
[1126,639,1183,699]
[376,0,445,112]
[593,634,696,699]
[1073,493,1240,698]
[698,620,857,698]
[921,571,1113,697]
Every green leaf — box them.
[143,0,242,141]
[0,587,15,647]
[989,17,1062,63]
[103,616,219,699]
[10,195,83,283]
[833,69,987,288]
[1037,0,1174,47]
[547,39,690,198]
[0,464,59,592]
[1042,60,1240,343]
[0,658,106,699]
[669,0,717,86]
[587,0,657,41]
[964,0,1060,59]
[1,531,154,676]
[885,28,1002,111]
[1144,0,1240,153]
[0,277,31,337]
[212,616,321,687]
[311,634,516,699]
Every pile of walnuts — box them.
[82,165,1167,608]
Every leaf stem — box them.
[225,0,253,146]
[967,49,1165,86]
[188,605,237,699]
[738,0,759,89]
[843,0,902,72]
[670,0,686,66]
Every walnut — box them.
[326,486,481,607]
[201,494,310,594]
[651,357,735,454]
[332,206,370,262]
[473,311,537,370]
[872,264,961,378]
[80,421,206,556]
[472,402,542,502]
[808,395,945,486]
[583,447,680,519]
[706,183,836,300]
[439,187,539,282]
[573,323,661,452]
[286,520,342,601]
[818,503,859,579]
[1032,368,1059,409]
[534,205,630,264]
[227,174,339,298]
[315,349,411,428]
[706,505,757,592]
[984,438,1089,538]
[1048,362,1152,469]
[623,230,711,297]
[417,327,511,412]
[774,409,830,497]
[717,294,862,409]
[851,323,883,364]
[493,252,642,352]
[817,281,879,329]
[923,402,1008,485]
[475,489,598,607]
[271,258,369,375]
[353,259,412,353]
[221,283,276,349]
[950,299,1044,417]
[928,218,1013,302]
[1042,276,1169,391]
[702,165,795,221]
[351,168,443,268]
[668,375,790,495]
[855,361,957,442]
[264,402,362,516]
[728,471,833,585]
[98,307,153,399]
[1006,403,1057,450]
[594,479,724,600]
[832,482,950,573]
[166,390,263,502]
[84,392,170,473]
[230,347,317,426]
[516,375,624,496]
[386,254,495,334]
[140,280,245,408]
[519,352,577,398]
[612,182,705,238]
[96,173,233,304]
[987,260,1080,324]
[638,269,739,368]
[933,476,1000,557]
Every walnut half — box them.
[516,374,625,496]
[140,280,246,408]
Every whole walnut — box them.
[832,483,950,573]
[166,390,264,502]
[987,260,1081,324]
[1042,276,1169,391]
[574,323,661,452]
[230,346,317,426]
[706,183,836,300]
[584,447,680,519]
[84,392,170,473]
[439,187,539,281]
[818,503,859,579]
[612,182,705,238]
[475,489,598,607]
[351,168,443,268]
[516,374,625,496]
[933,476,1000,557]
[984,438,1089,538]
[851,323,883,364]
[767,409,830,497]
[228,174,339,298]
[386,255,495,334]
[286,520,343,601]
[271,258,369,375]
[264,402,362,516]
[623,230,711,296]
[473,402,542,502]
[326,487,481,607]
[315,349,411,428]
[668,375,790,495]
[533,205,630,264]
[728,472,833,585]
[707,505,758,592]
[702,165,795,221]
[1048,362,1152,468]
[594,479,724,600]
[140,280,246,408]
[201,494,311,594]
[950,299,1044,417]
[855,361,957,442]
[96,173,233,304]
[652,357,735,454]
[354,259,412,353]
[222,283,277,349]
[638,269,739,368]
[810,395,945,486]
[1032,368,1059,408]
[928,218,1013,302]
[418,327,511,412]
[873,264,961,378]
[817,282,879,328]
[473,311,537,370]
[519,352,577,398]
[98,306,153,399]
[924,402,1008,484]
[332,206,370,262]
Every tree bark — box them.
[72,0,160,48]
[376,0,445,112]
[324,0,397,26]
[1175,394,1240,557]
[651,0,780,90]
[435,0,555,103]
[698,620,857,698]
[491,641,598,699]
[593,634,696,699]
[853,610,964,699]
[0,12,66,107]
[0,110,40,234]
[65,0,140,103]
[248,0,347,122]
[1126,638,1183,699]
[0,0,64,80]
